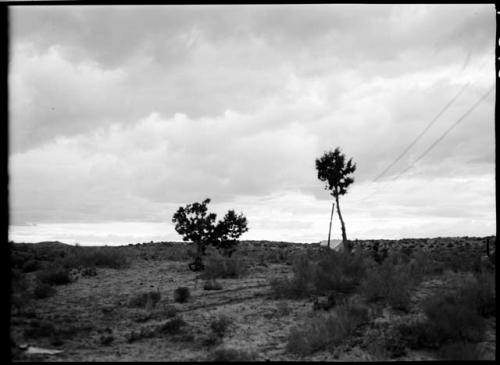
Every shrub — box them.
[36,266,72,286]
[358,260,412,311]
[202,253,248,280]
[210,315,232,338]
[456,272,496,317]
[398,293,486,349]
[174,287,190,303]
[24,320,57,339]
[128,291,161,309]
[286,298,370,356]
[210,347,256,362]
[62,246,129,269]
[408,249,442,280]
[437,342,483,360]
[276,301,291,316]
[269,276,311,299]
[33,282,56,299]
[22,259,40,273]
[203,279,222,291]
[159,317,187,335]
[423,294,486,343]
[162,304,178,318]
[81,266,97,277]
[365,327,407,359]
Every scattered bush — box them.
[203,279,222,291]
[269,276,311,299]
[36,266,72,286]
[159,317,187,335]
[22,259,40,273]
[162,304,178,318]
[99,334,114,346]
[202,253,248,280]
[275,301,291,316]
[365,327,407,359]
[358,260,412,311]
[313,251,366,293]
[174,287,190,303]
[210,347,256,362]
[286,298,370,356]
[81,266,97,277]
[437,342,484,360]
[33,282,56,299]
[24,320,57,339]
[422,293,486,343]
[62,246,129,269]
[210,315,232,338]
[397,292,486,349]
[128,291,161,309]
[456,272,496,317]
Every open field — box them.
[10,237,496,361]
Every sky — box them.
[8,4,496,245]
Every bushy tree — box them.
[172,199,248,260]
[212,210,249,257]
[172,199,217,257]
[315,147,356,252]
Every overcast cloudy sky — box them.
[8,4,496,245]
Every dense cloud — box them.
[9,5,496,243]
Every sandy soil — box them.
[10,237,496,361]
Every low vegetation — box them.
[10,236,496,361]
[173,287,190,303]
[128,291,161,309]
[286,297,370,356]
[210,347,256,362]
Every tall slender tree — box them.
[315,147,356,253]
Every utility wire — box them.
[392,84,495,181]
[357,83,494,203]
[372,82,470,182]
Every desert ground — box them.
[10,237,496,361]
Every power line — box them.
[356,83,494,204]
[392,84,495,181]
[372,82,470,182]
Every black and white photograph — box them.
[8,3,497,361]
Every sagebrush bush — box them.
[276,301,291,316]
[174,287,190,303]
[201,253,248,279]
[312,250,367,294]
[423,294,486,343]
[128,291,161,309]
[270,251,369,299]
[22,259,40,273]
[33,282,56,299]
[456,272,496,318]
[24,320,57,339]
[210,315,232,338]
[286,298,370,356]
[36,266,72,286]
[162,304,178,318]
[269,276,311,299]
[397,293,486,349]
[408,249,443,280]
[203,279,222,291]
[358,260,413,311]
[210,347,256,361]
[437,342,484,360]
[62,246,129,269]
[159,317,187,335]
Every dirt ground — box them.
[10,238,496,361]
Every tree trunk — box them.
[327,202,335,249]
[334,193,349,252]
